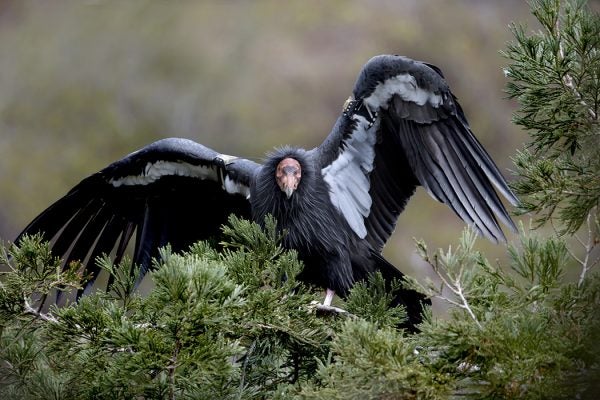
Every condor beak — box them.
[276,158,302,199]
[280,175,299,198]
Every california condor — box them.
[16,55,518,330]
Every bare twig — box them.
[23,298,58,323]
[237,339,257,399]
[578,207,600,286]
[168,339,181,400]
[425,255,483,329]
[454,282,483,330]
[549,211,599,286]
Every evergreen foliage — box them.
[2,221,599,398]
[503,0,600,286]
[503,0,600,235]
[1,0,599,398]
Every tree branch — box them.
[23,297,58,323]
[556,7,598,120]
[423,255,483,329]
[578,207,599,286]
[168,338,181,400]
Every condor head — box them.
[275,157,302,198]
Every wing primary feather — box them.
[80,215,127,296]
[62,205,110,270]
[51,198,101,257]
[400,122,470,221]
[16,186,92,244]
[419,134,494,238]
[103,221,136,292]
[395,121,448,205]
[115,222,135,266]
[132,202,162,281]
[54,201,107,303]
[423,129,499,241]
[428,125,503,241]
[455,123,519,207]
[431,126,502,235]
[443,122,517,234]
[393,115,508,241]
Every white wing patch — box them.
[109,160,218,187]
[217,153,252,199]
[322,115,378,238]
[224,175,251,199]
[364,73,443,109]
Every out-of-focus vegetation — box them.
[0,1,531,283]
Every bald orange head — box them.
[276,158,302,198]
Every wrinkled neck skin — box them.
[250,147,354,293]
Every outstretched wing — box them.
[16,137,259,291]
[316,55,518,251]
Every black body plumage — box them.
[15,55,519,331]
[252,147,355,295]
[251,147,428,328]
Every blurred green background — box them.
[0,1,536,290]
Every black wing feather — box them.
[63,204,111,269]
[16,138,259,289]
[51,197,101,257]
[440,121,516,231]
[317,55,518,248]
[81,215,126,294]
[365,115,419,251]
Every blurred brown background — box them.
[0,1,537,287]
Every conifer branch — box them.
[454,282,483,330]
[427,258,483,330]
[23,297,57,323]
[551,211,599,286]
[554,3,597,120]
[238,339,257,397]
[168,339,181,400]
[578,206,600,286]
[505,0,600,235]
[414,237,483,330]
